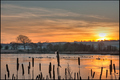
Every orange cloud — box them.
[1,4,119,43]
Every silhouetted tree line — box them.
[46,42,118,52]
[2,41,118,52]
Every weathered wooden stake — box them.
[28,66,30,74]
[80,76,82,80]
[91,69,92,77]
[88,76,89,80]
[100,74,101,80]
[53,65,55,80]
[38,74,40,79]
[110,60,112,72]
[5,74,6,80]
[29,62,30,69]
[36,75,39,80]
[32,58,34,80]
[77,72,79,79]
[57,51,60,66]
[78,57,80,65]
[17,58,19,71]
[16,58,19,79]
[39,63,41,71]
[113,64,116,73]
[92,72,95,78]
[57,66,60,80]
[110,64,112,75]
[6,64,10,78]
[22,64,24,75]
[40,72,43,79]
[65,68,67,79]
[101,67,103,76]
[106,70,108,78]
[49,62,52,78]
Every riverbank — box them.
[1,50,119,55]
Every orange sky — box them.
[1,1,119,43]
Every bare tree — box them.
[17,35,31,50]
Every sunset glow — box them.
[1,1,119,43]
[99,33,106,37]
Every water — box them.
[1,53,119,79]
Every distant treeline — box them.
[46,42,118,52]
[1,42,118,53]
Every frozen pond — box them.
[1,53,119,79]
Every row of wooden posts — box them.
[5,52,118,80]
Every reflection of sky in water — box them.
[1,54,119,79]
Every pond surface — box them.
[1,53,119,79]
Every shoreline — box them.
[1,50,119,55]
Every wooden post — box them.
[91,69,92,77]
[57,66,60,80]
[6,64,10,78]
[36,75,39,80]
[80,76,81,80]
[65,68,67,79]
[113,64,116,73]
[32,58,34,67]
[22,64,24,76]
[17,58,19,71]
[28,66,30,74]
[12,74,14,80]
[53,65,55,80]
[32,58,34,80]
[49,62,52,78]
[88,76,89,80]
[110,60,112,72]
[92,72,95,78]
[106,70,108,78]
[57,51,60,66]
[78,57,80,65]
[77,72,79,79]
[100,74,101,80]
[78,57,80,78]
[109,64,112,75]
[17,58,19,79]
[5,74,6,80]
[38,74,40,79]
[40,72,43,79]
[101,67,103,76]
[39,63,41,71]
[29,62,30,69]
[28,62,30,74]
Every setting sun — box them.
[99,33,106,37]
[97,33,108,41]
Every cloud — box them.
[1,4,119,43]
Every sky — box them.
[1,1,119,43]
